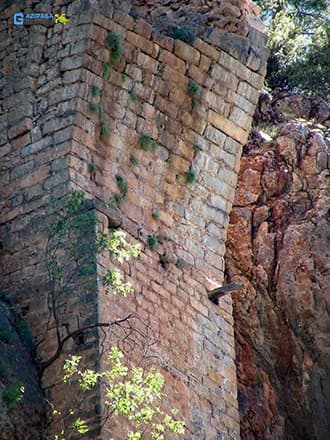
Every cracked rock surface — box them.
[225,96,330,440]
[0,301,46,439]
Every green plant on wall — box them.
[167,27,196,44]
[129,86,138,102]
[186,166,196,184]
[193,144,201,155]
[88,163,96,179]
[2,383,25,408]
[130,155,139,166]
[91,85,101,97]
[116,174,127,197]
[102,62,110,80]
[89,102,101,115]
[139,133,157,151]
[151,209,160,220]
[175,258,185,268]
[105,32,123,63]
[107,193,124,208]
[147,235,158,250]
[100,123,110,138]
[187,80,201,109]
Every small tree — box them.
[59,347,185,439]
[42,191,185,439]
[255,0,330,98]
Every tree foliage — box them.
[255,0,330,99]
[61,348,185,440]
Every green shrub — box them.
[102,63,110,80]
[167,27,196,44]
[187,80,201,108]
[147,235,158,250]
[116,174,127,196]
[105,32,123,62]
[129,86,138,102]
[175,258,185,268]
[186,166,196,184]
[193,144,201,154]
[121,73,128,82]
[88,163,96,178]
[89,102,101,114]
[91,85,101,97]
[2,383,24,408]
[156,113,163,129]
[100,124,110,138]
[107,193,124,208]
[151,209,160,220]
[139,133,156,151]
[129,155,139,166]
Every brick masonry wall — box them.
[0,0,267,438]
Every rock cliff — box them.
[225,94,330,439]
[0,299,46,439]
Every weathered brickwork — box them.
[0,0,267,438]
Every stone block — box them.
[237,81,260,105]
[8,118,33,140]
[0,144,10,159]
[19,166,50,189]
[174,40,201,65]
[216,148,238,172]
[155,95,178,119]
[187,64,205,87]
[203,175,234,201]
[169,88,187,106]
[246,69,265,90]
[194,39,219,61]
[159,50,186,74]
[60,54,85,71]
[227,90,255,115]
[136,52,158,73]
[163,65,188,89]
[218,168,238,187]
[246,51,261,72]
[151,31,174,52]
[10,160,35,180]
[199,54,212,72]
[126,31,158,57]
[113,10,135,30]
[191,297,209,317]
[211,64,239,91]
[205,91,230,117]
[209,110,248,145]
[170,155,190,174]
[11,132,31,151]
[206,29,250,64]
[224,137,242,156]
[54,127,73,145]
[205,124,226,148]
[230,106,253,130]
[210,195,228,213]
[185,209,205,228]
[135,19,152,39]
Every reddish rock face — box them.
[226,110,330,439]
